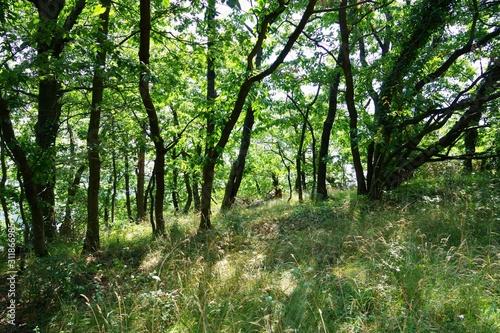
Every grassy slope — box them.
[3,173,500,332]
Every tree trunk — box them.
[124,153,133,222]
[31,0,86,241]
[139,0,166,236]
[0,141,11,231]
[339,0,367,195]
[199,0,218,230]
[0,96,47,257]
[172,165,180,214]
[193,176,201,212]
[136,132,146,223]
[463,110,482,173]
[317,69,341,200]
[60,164,85,237]
[83,0,110,253]
[296,116,307,202]
[221,46,262,211]
[111,138,117,226]
[182,170,193,214]
[221,105,255,210]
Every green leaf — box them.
[92,4,107,16]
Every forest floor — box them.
[2,172,500,332]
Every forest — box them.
[0,0,499,332]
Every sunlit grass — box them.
[8,173,500,332]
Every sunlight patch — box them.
[140,250,162,272]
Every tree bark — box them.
[139,0,166,237]
[30,0,87,241]
[124,153,134,222]
[60,164,85,237]
[83,0,110,253]
[199,0,218,229]
[339,0,367,195]
[0,95,47,257]
[221,105,255,210]
[317,69,341,200]
[0,141,11,231]
[136,131,146,223]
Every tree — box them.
[199,0,319,229]
[0,95,47,256]
[139,0,167,236]
[29,0,87,240]
[83,0,111,253]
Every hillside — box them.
[2,172,500,332]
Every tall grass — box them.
[5,172,499,332]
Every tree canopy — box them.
[1,0,499,256]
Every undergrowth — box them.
[2,172,499,332]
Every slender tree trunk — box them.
[139,0,166,236]
[145,172,156,233]
[60,164,85,237]
[111,139,117,226]
[221,105,255,210]
[83,0,110,253]
[309,124,317,200]
[0,96,47,257]
[339,0,367,195]
[200,0,217,230]
[0,141,11,231]
[296,115,307,202]
[317,69,341,199]
[16,171,30,264]
[463,110,482,173]
[136,131,146,223]
[124,154,133,222]
[172,163,180,214]
[182,170,193,214]
[193,176,201,212]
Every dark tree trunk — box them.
[124,154,134,222]
[83,0,110,253]
[339,0,367,195]
[463,110,482,173]
[199,0,218,230]
[0,141,11,231]
[182,170,192,214]
[35,77,61,241]
[296,117,307,202]
[193,176,201,212]
[136,132,146,223]
[139,0,166,236]
[221,105,255,210]
[31,0,87,241]
[111,139,117,226]
[172,165,180,214]
[0,96,47,257]
[145,172,156,233]
[317,69,341,200]
[60,164,85,237]
[16,171,31,261]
